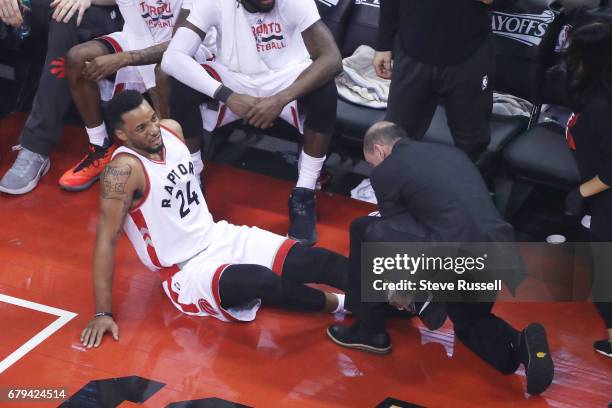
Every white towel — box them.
[350,178,378,204]
[336,45,390,109]
[219,1,270,75]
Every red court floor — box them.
[0,113,610,407]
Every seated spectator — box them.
[0,0,122,194]
[561,20,612,358]
[161,0,343,246]
[327,122,554,396]
[61,0,214,192]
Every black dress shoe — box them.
[519,323,554,395]
[594,339,612,358]
[327,322,392,354]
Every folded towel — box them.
[336,45,390,109]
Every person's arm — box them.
[376,0,399,52]
[244,20,342,129]
[580,176,610,197]
[162,22,261,118]
[80,155,144,348]
[0,0,22,27]
[373,0,399,79]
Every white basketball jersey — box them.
[114,125,214,271]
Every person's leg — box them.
[218,263,338,312]
[448,302,520,373]
[328,214,434,354]
[439,38,494,162]
[589,191,612,357]
[0,6,121,194]
[152,63,172,118]
[448,301,553,394]
[60,37,118,191]
[288,79,337,246]
[281,243,349,292]
[385,43,439,140]
[66,40,111,131]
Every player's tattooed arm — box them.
[100,164,132,201]
[123,41,171,67]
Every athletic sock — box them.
[86,123,109,147]
[296,150,325,190]
[332,293,346,314]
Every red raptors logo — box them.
[198,298,218,316]
[49,57,65,79]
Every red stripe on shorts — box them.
[211,264,239,322]
[272,239,298,276]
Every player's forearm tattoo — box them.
[126,42,170,66]
[101,164,132,201]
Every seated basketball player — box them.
[160,0,342,246]
[62,0,214,192]
[80,91,348,348]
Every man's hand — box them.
[225,93,260,120]
[50,0,91,26]
[0,0,23,28]
[245,95,287,129]
[480,0,494,4]
[83,53,126,82]
[80,316,119,348]
[373,51,392,79]
[564,186,587,217]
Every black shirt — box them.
[376,0,515,67]
[566,87,612,187]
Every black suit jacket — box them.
[370,139,526,292]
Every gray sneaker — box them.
[0,146,50,195]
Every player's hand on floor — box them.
[81,316,119,348]
[226,93,260,120]
[83,54,125,82]
[245,95,286,129]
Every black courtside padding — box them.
[314,0,354,47]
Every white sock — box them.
[296,150,325,190]
[331,293,346,314]
[86,123,109,147]
[191,150,204,181]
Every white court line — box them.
[0,293,77,374]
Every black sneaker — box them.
[519,323,554,395]
[594,339,612,358]
[288,187,317,246]
[327,322,392,354]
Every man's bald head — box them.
[363,121,406,153]
[363,121,407,167]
